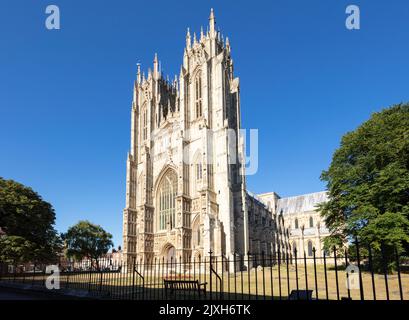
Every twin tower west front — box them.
[122,10,329,267]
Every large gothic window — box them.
[157,171,177,231]
[195,74,202,118]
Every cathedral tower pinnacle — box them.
[209,8,216,38]
[136,63,141,85]
[153,53,159,79]
[186,28,191,50]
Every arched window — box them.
[309,216,314,228]
[137,172,144,204]
[192,218,201,247]
[294,218,299,229]
[141,105,147,141]
[193,152,203,194]
[307,241,313,257]
[157,171,177,231]
[195,74,202,118]
[207,158,214,190]
[196,161,202,180]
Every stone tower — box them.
[122,9,250,266]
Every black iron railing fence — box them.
[1,242,408,300]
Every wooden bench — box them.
[288,289,313,300]
[164,279,207,298]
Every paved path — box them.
[0,288,48,300]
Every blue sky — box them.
[1,0,408,247]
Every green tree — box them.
[319,104,409,258]
[0,178,62,263]
[0,236,35,264]
[62,220,113,269]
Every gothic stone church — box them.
[122,10,330,266]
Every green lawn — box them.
[3,265,407,300]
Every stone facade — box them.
[257,191,330,261]
[122,10,329,266]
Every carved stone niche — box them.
[201,194,207,207]
[192,199,200,212]
[193,49,203,64]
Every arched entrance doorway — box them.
[162,243,176,263]
[193,250,201,262]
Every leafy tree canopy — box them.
[0,177,61,263]
[319,103,409,253]
[0,235,35,264]
[62,220,113,267]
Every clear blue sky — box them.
[1,0,408,247]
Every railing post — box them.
[13,263,17,283]
[22,264,26,283]
[262,251,266,300]
[179,255,182,301]
[303,250,309,300]
[323,250,329,300]
[367,244,376,300]
[313,248,318,300]
[269,252,274,300]
[142,258,146,300]
[240,254,244,300]
[355,237,364,300]
[247,252,251,299]
[161,257,165,300]
[131,257,135,300]
[32,263,36,286]
[42,264,46,288]
[218,256,223,300]
[277,248,282,300]
[216,255,224,300]
[209,251,212,301]
[99,264,103,293]
[344,248,351,300]
[65,263,70,289]
[286,251,290,299]
[333,246,339,300]
[294,248,299,300]
[233,253,237,300]
[381,243,390,300]
[395,246,403,300]
[88,261,92,292]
